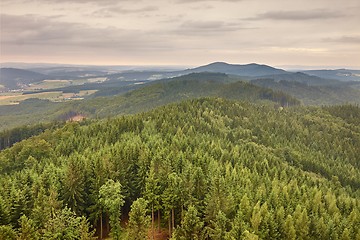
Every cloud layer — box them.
[1,0,359,66]
[250,9,345,21]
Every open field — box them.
[26,78,99,91]
[27,80,72,90]
[0,90,97,105]
[0,92,62,105]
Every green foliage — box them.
[252,79,360,105]
[0,225,17,240]
[99,179,125,240]
[62,154,86,214]
[42,207,94,240]
[0,122,62,150]
[126,198,150,240]
[207,210,229,240]
[1,97,360,239]
[17,215,39,240]
[172,205,204,240]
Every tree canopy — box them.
[0,98,360,239]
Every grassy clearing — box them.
[26,78,103,91]
[87,77,107,83]
[0,92,63,105]
[27,80,72,90]
[0,90,97,105]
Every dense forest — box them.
[0,98,359,239]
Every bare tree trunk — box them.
[158,209,161,233]
[181,205,184,221]
[107,215,110,237]
[100,213,103,240]
[152,203,155,240]
[172,208,175,231]
[168,212,171,237]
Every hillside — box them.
[253,72,341,86]
[0,98,359,239]
[0,68,49,89]
[85,72,298,117]
[251,79,360,105]
[302,69,360,82]
[0,73,299,131]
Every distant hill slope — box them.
[251,79,360,105]
[302,69,360,82]
[28,67,110,78]
[0,68,49,89]
[0,72,299,131]
[82,72,299,117]
[253,72,341,86]
[183,62,287,77]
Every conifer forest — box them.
[1,98,360,239]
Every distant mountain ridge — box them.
[183,62,287,77]
[2,62,359,91]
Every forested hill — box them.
[82,72,299,117]
[0,68,49,89]
[251,78,360,105]
[1,98,359,239]
[0,72,299,131]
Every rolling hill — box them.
[0,68,49,89]
[251,78,360,105]
[0,73,299,131]
[302,69,360,82]
[252,72,341,86]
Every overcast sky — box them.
[1,0,359,68]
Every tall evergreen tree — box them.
[126,198,150,240]
[99,179,125,240]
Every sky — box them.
[1,0,359,68]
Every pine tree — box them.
[0,225,17,240]
[17,215,39,240]
[62,155,86,215]
[207,210,228,240]
[99,179,125,240]
[283,215,296,240]
[173,205,204,240]
[42,207,94,240]
[144,162,160,239]
[126,198,150,240]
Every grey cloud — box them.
[1,0,138,6]
[175,20,248,35]
[324,36,360,44]
[176,0,242,3]
[91,6,158,18]
[248,9,344,21]
[0,14,169,50]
